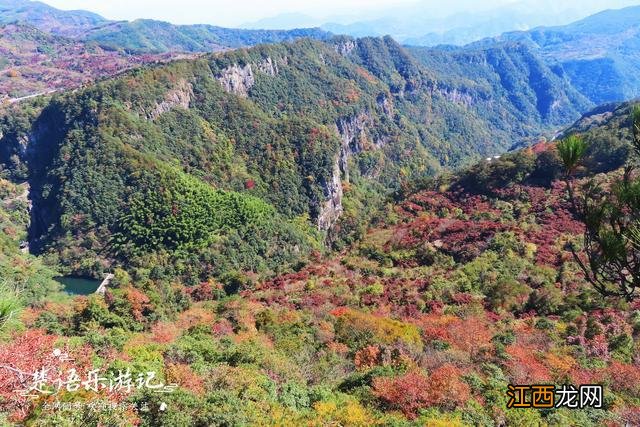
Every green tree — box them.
[557,134,588,211]
[558,134,589,176]
[0,281,21,334]
[561,106,640,300]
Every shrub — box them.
[373,365,470,418]
[333,309,423,351]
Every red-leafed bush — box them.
[330,307,350,317]
[126,287,152,322]
[504,345,551,384]
[617,406,640,427]
[0,330,93,421]
[608,361,640,395]
[373,365,470,418]
[354,345,381,370]
[150,322,180,344]
[426,364,471,410]
[166,363,204,393]
[212,319,234,337]
[187,281,223,302]
[373,370,432,418]
[447,317,493,357]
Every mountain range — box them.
[492,6,640,104]
[0,34,593,276]
[2,0,640,107]
[0,0,638,274]
[0,0,331,53]
[244,0,640,47]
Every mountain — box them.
[0,0,106,36]
[465,101,637,193]
[0,36,591,278]
[323,7,559,44]
[0,0,332,55]
[241,13,324,30]
[557,100,636,172]
[0,23,190,100]
[321,0,640,46]
[407,41,592,140]
[83,19,331,54]
[0,0,332,98]
[493,6,640,104]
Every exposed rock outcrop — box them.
[217,56,284,97]
[335,110,388,182]
[217,64,255,97]
[433,85,474,108]
[335,40,356,57]
[16,134,29,156]
[316,107,392,230]
[257,57,279,76]
[376,93,394,118]
[317,156,344,231]
[148,79,193,119]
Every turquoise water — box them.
[55,277,101,295]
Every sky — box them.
[41,0,640,28]
[41,0,519,27]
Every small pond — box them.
[55,276,101,295]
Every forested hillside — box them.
[493,6,640,104]
[408,41,592,140]
[83,20,331,54]
[2,1,640,426]
[0,0,106,37]
[0,36,595,280]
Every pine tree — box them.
[560,106,640,300]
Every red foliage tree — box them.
[427,364,471,410]
[165,363,204,394]
[186,281,223,302]
[0,330,94,421]
[373,370,432,418]
[150,322,180,344]
[373,365,470,418]
[126,288,152,322]
[354,345,381,370]
[608,361,640,395]
[504,345,551,384]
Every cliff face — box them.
[148,79,193,119]
[335,111,375,182]
[334,39,356,57]
[376,93,394,117]
[216,64,255,97]
[317,106,392,230]
[216,56,285,97]
[434,85,475,108]
[257,56,283,76]
[317,157,344,231]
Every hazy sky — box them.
[41,0,640,27]
[41,0,520,27]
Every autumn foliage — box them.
[373,365,470,418]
